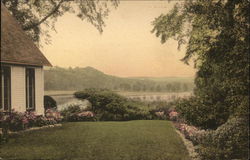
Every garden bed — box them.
[8,123,62,135]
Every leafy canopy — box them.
[2,0,119,43]
[152,0,249,129]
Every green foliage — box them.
[60,105,79,121]
[44,95,57,111]
[60,105,82,117]
[152,1,249,159]
[152,0,249,128]
[44,66,194,92]
[176,97,228,129]
[74,89,163,121]
[196,117,249,160]
[2,0,119,43]
[60,104,96,122]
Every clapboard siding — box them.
[35,67,44,115]
[11,66,26,112]
[10,66,44,115]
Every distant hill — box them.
[129,77,194,83]
[44,66,195,92]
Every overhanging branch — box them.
[22,0,66,31]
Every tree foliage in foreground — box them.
[152,0,249,159]
[152,0,249,129]
[2,0,119,43]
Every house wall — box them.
[11,66,26,112]
[35,67,44,115]
[10,65,44,115]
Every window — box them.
[0,66,11,111]
[26,68,35,110]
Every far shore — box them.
[45,90,193,96]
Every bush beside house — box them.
[0,109,62,143]
[44,95,57,110]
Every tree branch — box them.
[22,0,66,31]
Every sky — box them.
[41,0,196,78]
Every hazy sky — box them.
[41,1,196,77]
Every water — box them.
[126,92,193,102]
[50,92,192,110]
[51,95,90,111]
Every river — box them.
[47,91,193,110]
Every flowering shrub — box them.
[173,122,202,143]
[77,111,94,117]
[45,109,62,122]
[170,108,249,160]
[0,109,61,132]
[60,105,96,122]
[154,111,168,120]
[169,109,207,146]
[76,111,95,121]
[0,111,28,131]
[24,111,37,128]
[63,111,95,122]
[155,111,163,117]
[168,110,179,121]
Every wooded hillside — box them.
[44,66,194,92]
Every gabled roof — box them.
[1,3,52,66]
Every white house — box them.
[0,4,52,115]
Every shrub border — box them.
[172,122,200,160]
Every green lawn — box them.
[0,120,190,160]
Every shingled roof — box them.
[1,4,52,66]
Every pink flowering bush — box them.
[45,109,62,122]
[168,110,179,121]
[174,122,205,145]
[24,111,37,127]
[2,111,28,131]
[63,111,95,122]
[76,111,95,121]
[77,111,94,117]
[60,105,96,122]
[168,109,205,146]
[0,109,61,132]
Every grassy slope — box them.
[0,121,190,160]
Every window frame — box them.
[26,67,36,111]
[0,65,11,112]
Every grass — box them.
[0,121,190,160]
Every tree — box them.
[2,0,119,43]
[152,1,249,159]
[152,0,249,128]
